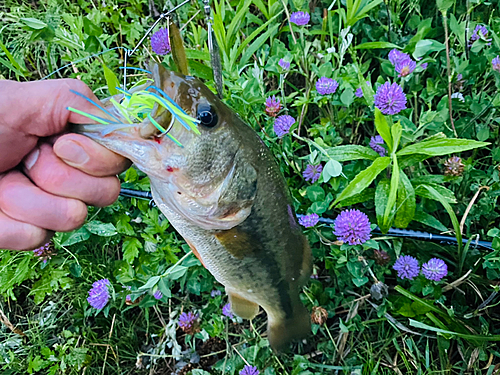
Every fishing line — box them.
[116,187,494,250]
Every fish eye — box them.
[197,103,218,128]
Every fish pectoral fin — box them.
[226,290,260,320]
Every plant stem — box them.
[442,10,457,137]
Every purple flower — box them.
[469,25,491,46]
[87,279,111,310]
[126,295,132,303]
[290,11,310,26]
[240,365,260,375]
[222,303,233,318]
[316,77,339,95]
[457,73,463,81]
[153,290,163,300]
[369,135,386,157]
[393,255,420,280]
[33,242,52,263]
[395,56,416,77]
[151,28,171,55]
[388,49,407,65]
[211,289,222,297]
[278,58,290,70]
[299,213,319,228]
[274,115,295,138]
[421,63,428,70]
[178,312,199,331]
[374,82,407,115]
[355,88,363,98]
[422,258,448,281]
[493,56,500,72]
[265,95,281,117]
[303,164,323,183]
[334,209,371,245]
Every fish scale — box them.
[74,62,312,351]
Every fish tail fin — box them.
[267,301,311,352]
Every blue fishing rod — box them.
[118,188,494,250]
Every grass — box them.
[2,0,500,373]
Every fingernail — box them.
[24,147,40,170]
[55,140,89,165]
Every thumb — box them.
[0,79,113,137]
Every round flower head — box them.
[374,82,407,115]
[278,58,290,70]
[469,25,491,46]
[492,56,500,72]
[355,87,363,98]
[316,77,339,95]
[178,311,199,333]
[33,242,54,263]
[299,213,319,228]
[222,303,233,318]
[444,156,464,176]
[290,11,310,26]
[274,115,295,138]
[393,255,419,280]
[240,365,260,375]
[388,49,407,65]
[303,164,323,183]
[369,135,386,157]
[87,279,111,310]
[153,290,163,300]
[422,258,448,281]
[334,209,371,245]
[265,95,281,117]
[395,56,416,77]
[151,28,171,55]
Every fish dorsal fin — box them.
[169,22,189,76]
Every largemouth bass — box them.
[75,62,311,350]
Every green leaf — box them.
[333,157,391,206]
[0,39,26,76]
[185,49,211,61]
[84,221,117,237]
[322,159,342,183]
[58,227,91,247]
[420,185,461,253]
[397,138,488,156]
[375,179,390,232]
[340,88,354,107]
[188,60,213,80]
[409,319,500,341]
[391,121,402,152]
[383,154,399,229]
[414,39,446,58]
[238,24,279,70]
[355,41,401,49]
[166,265,188,280]
[102,63,120,96]
[326,145,379,161]
[138,276,161,291]
[337,188,375,207]
[415,183,456,203]
[20,18,48,30]
[406,18,433,52]
[123,237,142,263]
[436,0,454,12]
[374,109,393,152]
[306,186,325,202]
[83,18,103,36]
[394,170,416,228]
[413,211,448,232]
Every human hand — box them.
[0,79,130,251]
